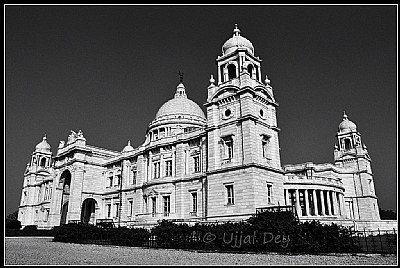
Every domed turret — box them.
[338,111,357,133]
[122,140,134,153]
[35,135,51,153]
[222,24,254,55]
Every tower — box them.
[334,112,380,220]
[205,25,285,221]
[18,135,53,227]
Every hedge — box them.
[53,223,151,246]
[151,211,361,253]
[5,225,55,237]
[52,211,361,253]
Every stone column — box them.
[285,189,290,206]
[143,157,149,182]
[148,151,153,181]
[295,189,301,217]
[304,189,310,216]
[172,148,176,177]
[332,191,339,216]
[160,153,164,178]
[312,189,318,216]
[218,64,222,84]
[223,66,229,82]
[326,191,332,216]
[339,193,346,218]
[319,190,325,216]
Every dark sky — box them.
[5,5,397,216]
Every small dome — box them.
[122,140,134,152]
[35,135,51,153]
[153,83,206,123]
[338,112,357,133]
[222,24,254,55]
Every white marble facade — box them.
[18,25,390,231]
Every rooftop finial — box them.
[233,23,240,36]
[265,74,271,86]
[343,111,348,120]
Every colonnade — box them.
[284,188,345,217]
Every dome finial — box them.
[343,111,348,120]
[233,23,240,36]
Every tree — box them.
[6,219,22,230]
[6,210,20,229]
[379,208,397,220]
[6,210,19,220]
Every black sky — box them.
[5,5,397,216]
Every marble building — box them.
[18,25,393,231]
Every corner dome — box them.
[35,135,51,153]
[122,140,134,152]
[338,112,357,133]
[222,24,254,55]
[149,82,206,130]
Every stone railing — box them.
[284,175,343,188]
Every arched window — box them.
[247,64,254,78]
[227,64,237,80]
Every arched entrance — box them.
[81,198,97,224]
[59,170,71,225]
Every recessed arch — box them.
[81,198,98,224]
[59,170,72,225]
[227,64,237,79]
[40,157,47,167]
[344,138,352,150]
[247,64,254,78]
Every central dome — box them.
[148,83,206,132]
[155,97,206,119]
[222,24,254,55]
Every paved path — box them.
[5,237,397,265]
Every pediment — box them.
[210,87,238,101]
